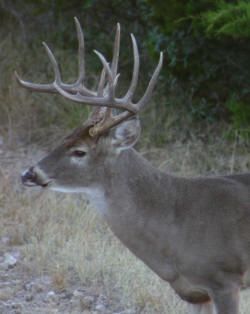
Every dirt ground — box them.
[0,241,135,314]
[0,238,137,314]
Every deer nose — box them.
[21,167,37,186]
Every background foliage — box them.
[147,0,250,131]
[1,0,250,142]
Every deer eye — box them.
[71,150,86,158]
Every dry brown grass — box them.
[50,265,68,292]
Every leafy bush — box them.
[201,1,250,37]
[143,0,250,124]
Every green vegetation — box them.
[201,1,250,37]
[146,0,250,136]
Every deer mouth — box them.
[41,180,53,188]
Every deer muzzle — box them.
[21,166,51,188]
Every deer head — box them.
[16,18,163,192]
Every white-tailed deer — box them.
[17,18,250,314]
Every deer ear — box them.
[112,118,141,152]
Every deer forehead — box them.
[62,125,97,150]
[58,127,113,157]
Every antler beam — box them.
[15,18,163,136]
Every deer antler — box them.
[15,18,163,137]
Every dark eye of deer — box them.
[71,150,86,158]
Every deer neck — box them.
[86,148,174,221]
[86,148,179,281]
[101,148,175,227]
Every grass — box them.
[0,24,250,313]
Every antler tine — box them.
[43,42,62,84]
[111,23,120,79]
[94,50,116,104]
[121,34,140,107]
[97,68,106,97]
[15,18,95,96]
[15,71,56,93]
[74,17,85,85]
[137,51,163,110]
[93,50,114,88]
[15,40,62,93]
[89,23,120,120]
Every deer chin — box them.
[22,177,53,189]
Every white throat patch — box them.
[51,185,109,215]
